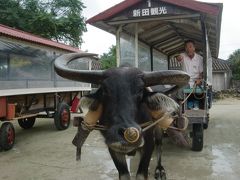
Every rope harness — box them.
[80,83,205,133]
[81,112,189,133]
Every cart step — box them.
[12,113,39,120]
[185,110,207,118]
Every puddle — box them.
[212,145,233,175]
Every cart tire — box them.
[54,103,70,130]
[0,122,15,151]
[192,123,203,151]
[18,117,36,129]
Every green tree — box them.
[228,49,240,80]
[0,0,86,47]
[100,45,117,69]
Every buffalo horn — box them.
[143,70,190,88]
[54,53,106,84]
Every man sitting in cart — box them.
[164,40,204,148]
[176,39,203,100]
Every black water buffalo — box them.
[54,53,189,180]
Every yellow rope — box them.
[181,83,197,105]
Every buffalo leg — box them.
[136,131,155,180]
[154,128,166,180]
[108,148,130,180]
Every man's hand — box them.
[176,55,183,62]
[195,79,202,85]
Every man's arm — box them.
[195,72,203,85]
[196,56,203,85]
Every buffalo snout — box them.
[106,124,144,153]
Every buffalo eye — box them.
[133,87,144,101]
[101,85,111,98]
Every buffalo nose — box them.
[123,127,140,143]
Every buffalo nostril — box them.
[118,128,125,137]
[124,127,140,143]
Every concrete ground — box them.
[0,98,240,180]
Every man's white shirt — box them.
[179,52,203,87]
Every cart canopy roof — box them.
[87,0,222,58]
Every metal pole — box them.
[167,55,170,70]
[116,25,122,67]
[135,23,139,68]
[200,16,207,88]
[150,46,153,71]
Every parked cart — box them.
[0,87,90,151]
[0,25,94,151]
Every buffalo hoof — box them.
[120,174,131,180]
[155,168,166,180]
[136,174,147,180]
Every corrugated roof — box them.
[212,58,231,72]
[0,24,81,52]
[169,57,231,72]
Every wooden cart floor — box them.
[184,109,207,118]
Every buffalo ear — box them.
[85,88,102,99]
[83,88,103,111]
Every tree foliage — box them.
[0,0,86,47]
[100,45,117,69]
[228,49,240,80]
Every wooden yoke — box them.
[84,104,103,125]
[148,109,174,130]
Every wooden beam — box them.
[158,39,183,50]
[151,35,178,46]
[107,14,201,25]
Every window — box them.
[0,53,8,80]
[55,56,90,80]
[9,54,51,80]
[153,50,168,71]
[138,44,151,71]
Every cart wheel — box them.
[18,117,36,129]
[192,123,203,151]
[54,103,70,130]
[0,122,15,151]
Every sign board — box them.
[131,0,169,18]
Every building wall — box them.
[212,72,225,91]
[212,72,231,91]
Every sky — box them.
[81,0,240,60]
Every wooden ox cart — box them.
[0,24,92,151]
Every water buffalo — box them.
[54,53,189,180]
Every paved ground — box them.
[0,98,240,180]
